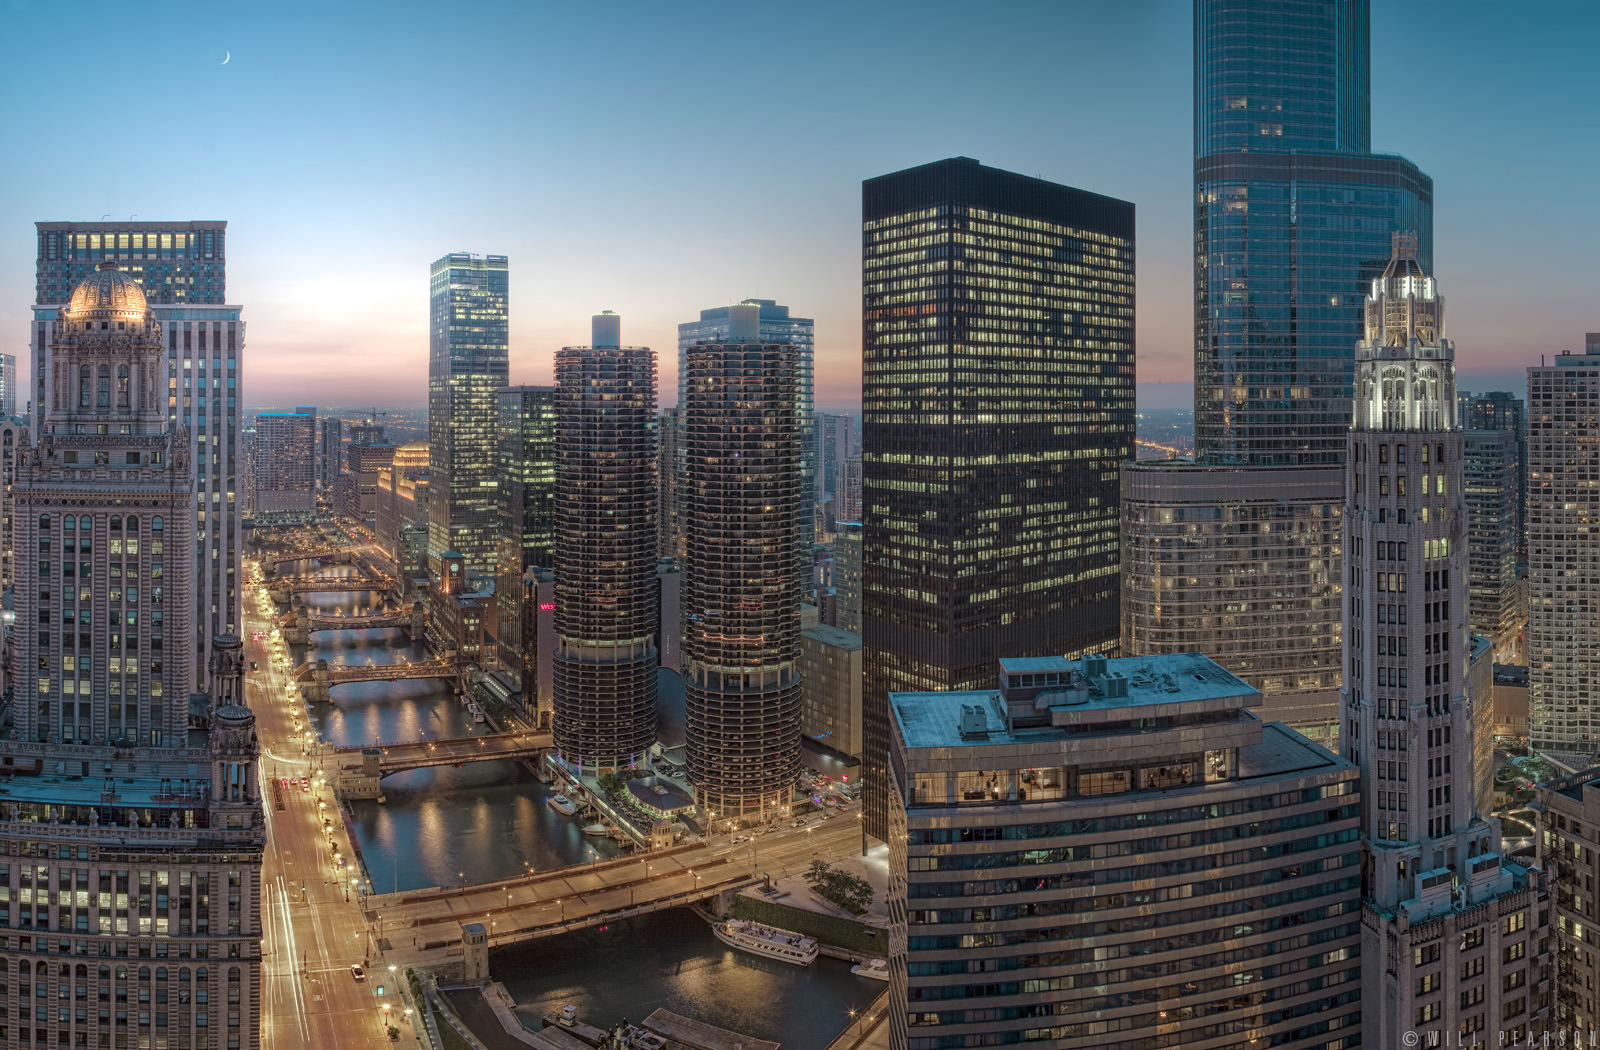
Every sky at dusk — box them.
[1,0,1595,413]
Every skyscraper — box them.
[1194,1,1431,464]
[859,157,1134,839]
[1528,336,1600,762]
[816,411,853,529]
[834,519,862,635]
[679,299,815,563]
[427,252,509,575]
[496,385,556,692]
[682,305,804,817]
[1120,461,1345,740]
[1463,428,1522,661]
[251,410,317,516]
[1,265,265,1048]
[344,424,394,523]
[552,312,658,772]
[319,414,342,489]
[1342,236,1551,1046]
[0,351,16,417]
[1122,1,1434,745]
[33,220,242,690]
[658,405,683,561]
[1465,390,1528,559]
[497,386,557,572]
[0,418,22,592]
[888,654,1362,1050]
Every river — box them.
[283,562,875,1049]
[493,910,881,1050]
[291,572,624,892]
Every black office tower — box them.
[860,157,1135,838]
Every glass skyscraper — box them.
[1122,2,1437,748]
[1194,0,1432,465]
[497,385,557,571]
[427,252,509,575]
[495,386,557,693]
[860,157,1135,839]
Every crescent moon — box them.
[222,51,231,65]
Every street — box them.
[248,561,417,1050]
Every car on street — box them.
[351,965,365,981]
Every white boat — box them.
[582,822,608,836]
[851,958,890,982]
[712,919,818,966]
[548,794,578,816]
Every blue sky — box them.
[0,0,1594,411]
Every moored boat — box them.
[851,958,889,981]
[712,919,818,966]
[582,822,608,836]
[548,794,578,816]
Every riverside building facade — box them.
[551,313,658,772]
[887,652,1362,1050]
[860,156,1134,839]
[1342,236,1552,1047]
[32,221,242,690]
[1,264,265,1049]
[682,305,804,817]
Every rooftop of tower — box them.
[64,263,150,322]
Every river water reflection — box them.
[494,910,881,1050]
[292,578,622,892]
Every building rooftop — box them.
[894,652,1259,751]
[802,623,861,650]
[997,651,1252,704]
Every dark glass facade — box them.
[496,385,556,692]
[1194,0,1432,466]
[1465,391,1528,558]
[498,385,557,571]
[682,338,803,817]
[860,157,1135,839]
[1194,0,1369,156]
[427,253,509,575]
[551,327,658,772]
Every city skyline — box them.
[2,2,1595,410]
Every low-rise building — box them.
[799,624,862,760]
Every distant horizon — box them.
[240,375,1537,419]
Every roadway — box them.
[335,729,553,773]
[247,562,416,1050]
[376,805,867,967]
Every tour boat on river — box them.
[712,919,819,966]
[548,794,578,816]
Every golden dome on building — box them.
[64,263,151,323]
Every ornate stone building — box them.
[1342,237,1551,1047]
[0,265,264,1049]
